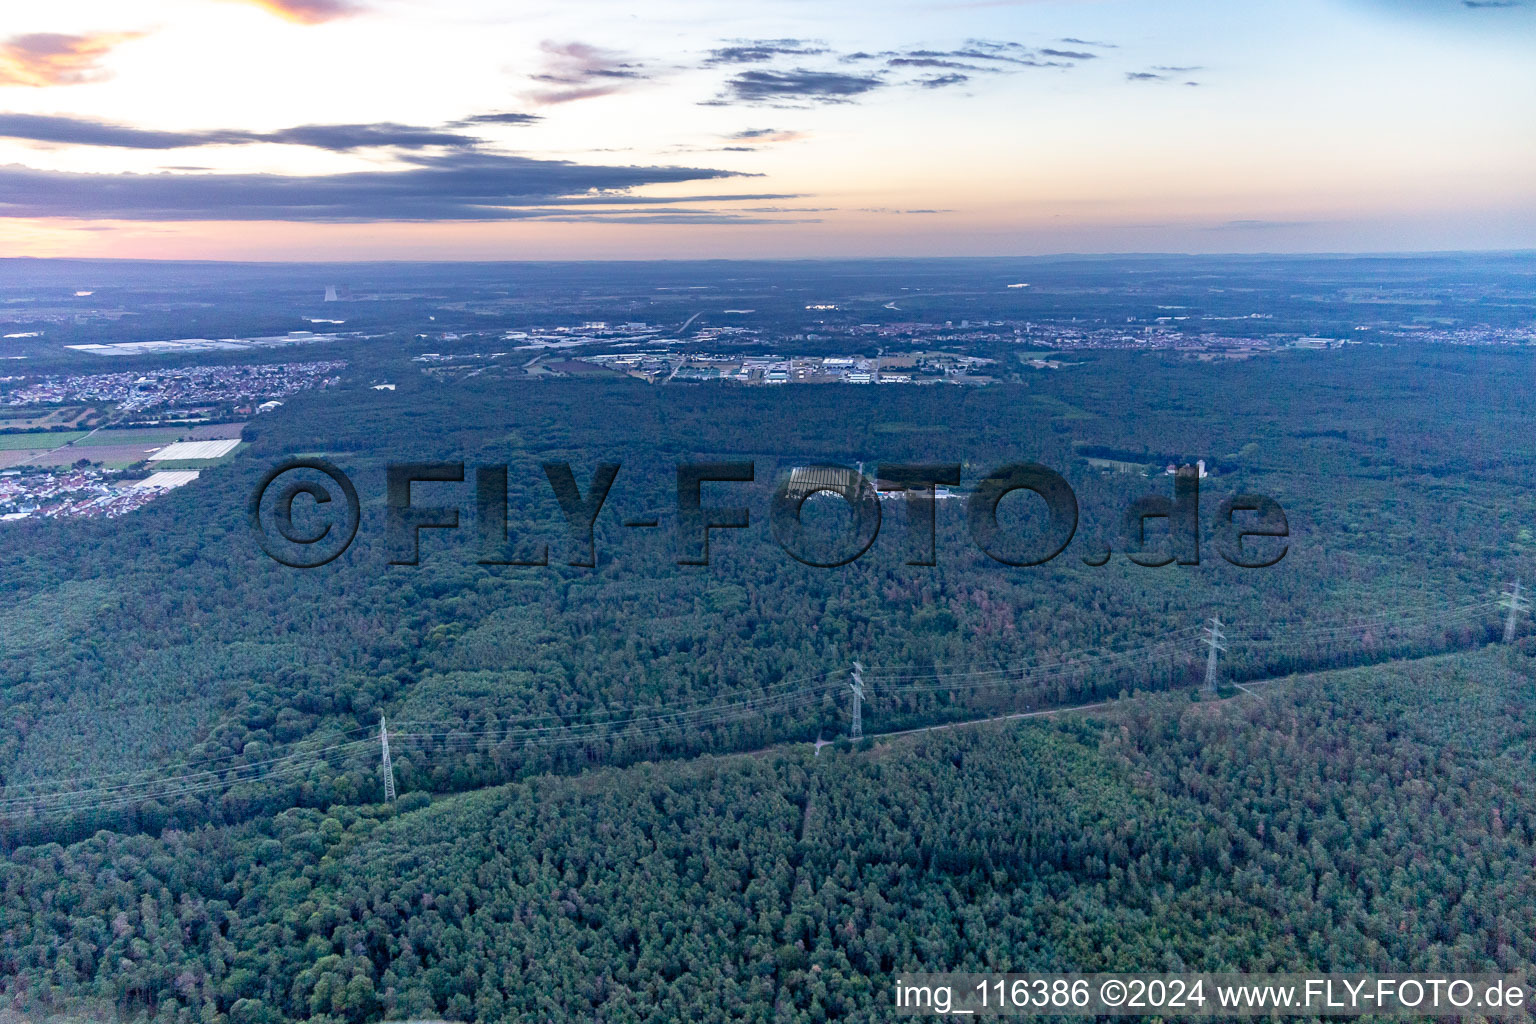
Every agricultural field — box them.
[0,406,100,430]
[0,423,246,469]
[186,421,248,439]
[24,445,161,469]
[0,430,86,450]
[146,444,249,471]
[148,438,242,461]
[0,449,47,469]
[75,427,203,447]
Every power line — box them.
[1202,617,1226,693]
[0,728,376,797]
[1,591,1510,824]
[380,713,397,803]
[849,662,864,741]
[860,628,1206,683]
[0,738,374,811]
[1502,580,1529,643]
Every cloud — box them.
[1126,67,1203,82]
[726,128,804,142]
[0,32,143,87]
[0,108,534,155]
[519,211,815,224]
[1060,37,1116,48]
[1128,65,1206,85]
[0,152,774,222]
[516,190,797,206]
[526,41,647,105]
[263,123,479,150]
[1462,1,1523,7]
[224,0,363,23]
[707,128,805,152]
[0,114,235,149]
[871,40,1082,81]
[886,57,981,70]
[0,113,486,151]
[700,37,1087,107]
[704,40,827,65]
[954,39,1074,65]
[886,41,1067,68]
[713,69,885,106]
[454,112,542,126]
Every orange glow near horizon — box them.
[7,189,1534,263]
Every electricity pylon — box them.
[379,712,397,802]
[1202,617,1226,693]
[1502,580,1529,643]
[849,662,864,740]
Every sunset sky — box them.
[1,0,1532,259]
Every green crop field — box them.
[75,428,197,447]
[0,431,86,450]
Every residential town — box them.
[0,465,191,522]
[0,360,349,523]
[0,360,347,414]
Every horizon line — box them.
[2,248,1534,267]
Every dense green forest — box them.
[2,346,1534,844]
[3,336,1535,1021]
[4,646,1535,1022]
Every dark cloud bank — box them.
[0,152,785,222]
